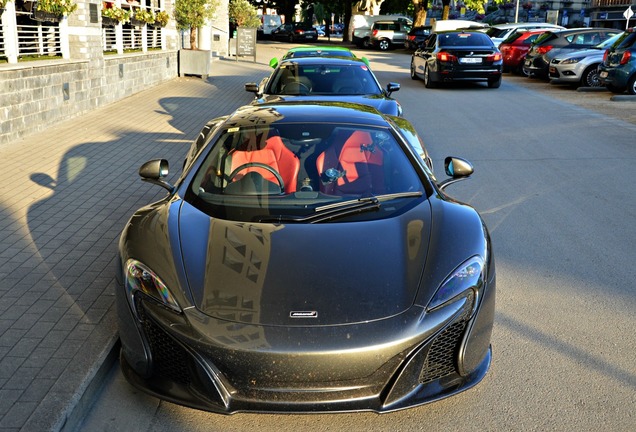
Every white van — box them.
[259,14,282,39]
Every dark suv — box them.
[370,20,411,51]
[523,28,620,79]
[598,28,636,95]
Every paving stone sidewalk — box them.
[0,51,276,432]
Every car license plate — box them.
[306,35,314,39]
[599,71,608,78]
[525,59,531,67]
[460,57,481,64]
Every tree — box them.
[412,0,429,26]
[173,0,218,50]
[230,0,262,27]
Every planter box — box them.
[102,16,119,27]
[32,10,62,22]
[178,49,211,79]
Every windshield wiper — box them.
[256,191,423,224]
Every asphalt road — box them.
[74,43,636,432]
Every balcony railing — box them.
[591,0,633,7]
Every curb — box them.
[57,337,121,432]
[610,94,636,102]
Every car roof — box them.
[493,23,563,29]
[227,102,389,128]
[287,46,351,53]
[279,56,369,66]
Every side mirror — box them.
[386,82,400,96]
[438,157,474,190]
[139,159,174,193]
[269,57,279,69]
[361,56,370,67]
[245,83,259,94]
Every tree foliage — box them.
[229,0,262,27]
[174,0,218,49]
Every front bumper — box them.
[117,278,495,414]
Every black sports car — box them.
[411,31,503,88]
[245,56,402,116]
[116,102,496,414]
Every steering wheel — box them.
[228,162,285,194]
[283,81,311,95]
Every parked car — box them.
[118,101,496,414]
[245,57,402,116]
[486,22,564,47]
[405,25,432,50]
[599,27,636,94]
[369,20,412,50]
[352,14,412,48]
[549,32,623,88]
[523,28,620,79]
[411,30,503,88]
[268,46,369,69]
[499,30,552,75]
[271,23,318,42]
[257,14,283,39]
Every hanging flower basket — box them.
[153,10,169,27]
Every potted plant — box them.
[32,0,77,22]
[102,4,130,26]
[174,0,218,78]
[154,10,169,27]
[131,8,154,27]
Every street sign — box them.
[624,6,634,30]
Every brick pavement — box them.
[0,49,277,431]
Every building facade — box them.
[0,0,229,146]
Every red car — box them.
[499,30,550,75]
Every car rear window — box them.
[439,32,493,47]
[615,32,636,49]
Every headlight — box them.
[562,57,584,65]
[428,256,484,310]
[125,259,181,312]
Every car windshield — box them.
[266,63,382,95]
[438,32,494,47]
[186,122,426,223]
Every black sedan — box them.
[245,56,402,116]
[271,23,318,42]
[410,31,503,88]
[116,102,496,414]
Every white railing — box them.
[17,23,62,58]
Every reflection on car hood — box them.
[178,200,432,326]
[256,94,397,115]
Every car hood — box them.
[257,94,397,115]
[178,200,432,326]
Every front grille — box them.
[138,305,192,386]
[419,292,474,384]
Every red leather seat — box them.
[229,132,300,194]
[316,130,385,195]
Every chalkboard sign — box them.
[236,28,257,62]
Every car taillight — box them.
[295,29,304,34]
[536,45,553,55]
[603,49,609,62]
[408,35,415,41]
[437,51,456,62]
[487,52,502,61]
[620,51,632,65]
[372,29,378,37]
